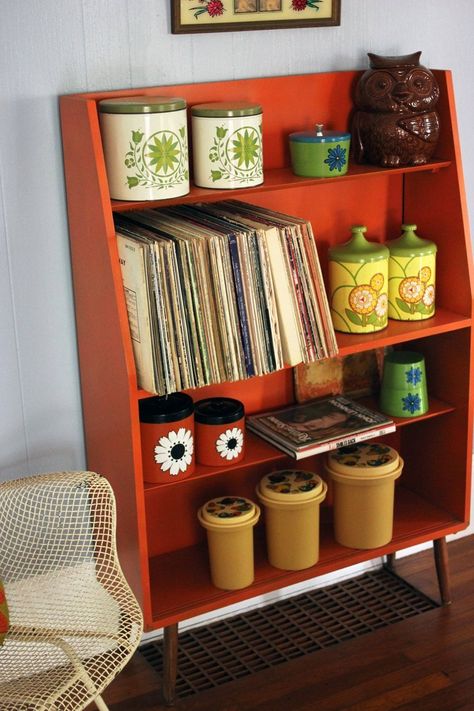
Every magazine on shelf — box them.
[246,395,395,460]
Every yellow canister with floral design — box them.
[387,224,437,320]
[198,496,260,590]
[328,225,389,334]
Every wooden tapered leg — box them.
[433,537,452,606]
[162,623,178,706]
[385,552,396,570]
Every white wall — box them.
[1,3,473,486]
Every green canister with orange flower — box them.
[328,225,389,333]
[387,224,437,320]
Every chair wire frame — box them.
[0,471,143,710]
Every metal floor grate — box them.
[140,568,439,699]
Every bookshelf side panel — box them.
[59,96,152,620]
[404,71,474,317]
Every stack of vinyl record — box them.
[115,200,338,395]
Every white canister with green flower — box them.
[99,95,189,201]
[191,102,263,189]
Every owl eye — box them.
[366,71,393,97]
[408,70,433,96]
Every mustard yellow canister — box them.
[387,224,437,321]
[329,225,389,334]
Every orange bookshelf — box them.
[60,69,473,703]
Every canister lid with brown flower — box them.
[201,496,257,525]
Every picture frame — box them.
[171,0,341,34]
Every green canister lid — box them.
[99,95,187,114]
[258,470,324,502]
[191,102,262,118]
[388,224,437,257]
[201,496,257,525]
[329,225,389,263]
[327,443,400,477]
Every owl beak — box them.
[392,83,412,104]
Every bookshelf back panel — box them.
[185,367,294,416]
[145,455,306,557]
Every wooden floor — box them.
[96,535,474,711]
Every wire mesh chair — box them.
[0,470,143,710]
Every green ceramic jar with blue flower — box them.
[379,350,429,417]
[289,124,350,178]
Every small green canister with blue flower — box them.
[328,225,389,334]
[379,350,429,417]
[289,123,350,177]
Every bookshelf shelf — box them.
[142,396,454,493]
[60,68,473,703]
[148,486,463,627]
[336,309,471,356]
[111,159,452,213]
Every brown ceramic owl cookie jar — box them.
[352,51,440,167]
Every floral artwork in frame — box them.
[171,0,340,34]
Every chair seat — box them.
[6,561,122,645]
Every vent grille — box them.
[141,568,438,699]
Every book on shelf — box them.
[246,395,395,460]
[206,200,337,365]
[116,232,157,394]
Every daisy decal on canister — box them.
[154,427,194,476]
[139,392,195,483]
[195,397,245,467]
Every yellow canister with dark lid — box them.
[256,470,327,571]
[197,496,260,590]
[325,443,404,550]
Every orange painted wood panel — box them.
[60,70,474,630]
[59,95,152,621]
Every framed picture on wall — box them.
[171,0,341,34]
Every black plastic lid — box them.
[194,397,245,425]
[139,392,194,424]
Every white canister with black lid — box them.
[99,95,189,201]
